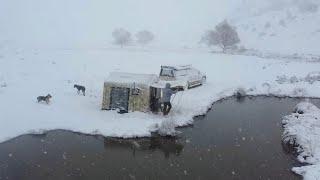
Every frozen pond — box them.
[1,97,320,179]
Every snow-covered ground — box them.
[0,47,319,144]
[283,101,320,179]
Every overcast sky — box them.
[0,0,241,48]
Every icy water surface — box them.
[1,97,320,180]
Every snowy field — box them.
[0,47,319,143]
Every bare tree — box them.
[201,20,240,53]
[135,30,154,45]
[112,28,131,48]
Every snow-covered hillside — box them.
[231,0,320,54]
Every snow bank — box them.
[157,117,178,136]
[277,72,320,85]
[282,101,320,179]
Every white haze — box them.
[1,0,318,50]
[0,0,238,48]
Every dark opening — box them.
[150,87,162,113]
[109,87,130,112]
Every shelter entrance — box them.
[150,87,162,113]
[110,87,130,111]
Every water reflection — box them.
[104,136,184,158]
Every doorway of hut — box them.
[109,87,130,112]
[150,86,162,113]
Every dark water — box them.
[1,97,320,180]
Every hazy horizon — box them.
[0,0,241,48]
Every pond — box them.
[1,96,320,180]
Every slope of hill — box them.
[231,0,320,54]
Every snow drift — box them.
[282,101,320,179]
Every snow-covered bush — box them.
[297,0,319,13]
[201,20,240,53]
[293,100,317,114]
[292,88,307,97]
[279,19,286,27]
[262,82,272,93]
[276,75,288,84]
[112,28,132,48]
[234,88,247,99]
[135,30,154,46]
[0,82,7,88]
[276,75,299,84]
[276,72,320,85]
[290,76,299,83]
[0,74,6,88]
[304,72,320,84]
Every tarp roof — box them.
[105,72,158,85]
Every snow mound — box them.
[157,118,179,136]
[234,87,247,99]
[293,164,320,180]
[294,101,319,114]
[305,72,320,84]
[282,101,320,179]
[276,72,320,85]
